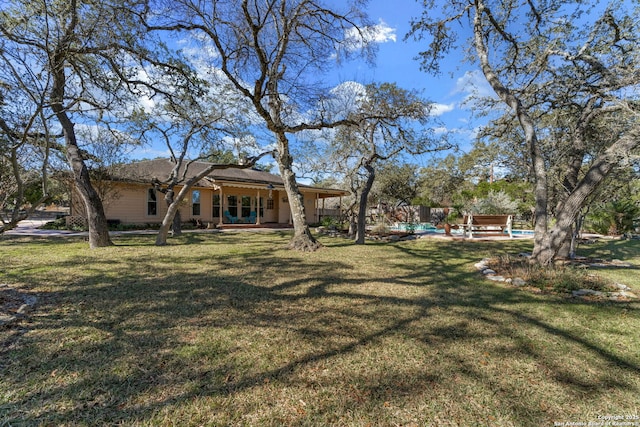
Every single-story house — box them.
[72,158,347,227]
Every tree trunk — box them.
[355,164,375,244]
[64,143,113,248]
[173,210,182,236]
[50,41,111,248]
[568,215,585,259]
[473,0,640,265]
[0,146,40,234]
[555,137,587,259]
[275,133,320,251]
[531,129,639,264]
[156,192,181,245]
[348,214,356,237]
[52,109,112,248]
[474,3,547,263]
[444,223,452,236]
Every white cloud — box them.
[344,19,397,51]
[138,94,155,113]
[453,70,496,100]
[330,80,367,101]
[430,102,455,116]
[133,146,172,160]
[365,19,397,44]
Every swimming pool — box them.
[389,222,464,234]
[390,222,438,232]
[510,229,534,235]
[389,222,534,236]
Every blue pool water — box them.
[389,222,534,236]
[389,222,459,234]
[390,222,438,232]
[510,229,534,235]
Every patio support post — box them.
[218,187,224,226]
[316,193,319,224]
[256,190,261,225]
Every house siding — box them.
[102,184,167,224]
[102,182,321,225]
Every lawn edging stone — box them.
[473,257,638,301]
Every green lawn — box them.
[1,232,639,426]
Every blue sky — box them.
[328,0,492,164]
[133,0,492,167]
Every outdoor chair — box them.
[224,210,238,224]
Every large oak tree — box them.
[0,0,158,247]
[148,0,377,251]
[322,82,445,244]
[411,0,640,264]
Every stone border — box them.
[0,284,38,327]
[473,258,638,301]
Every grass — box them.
[1,231,639,426]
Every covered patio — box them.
[84,159,348,228]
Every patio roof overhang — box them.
[204,177,348,199]
[107,158,349,199]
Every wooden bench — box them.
[461,214,513,238]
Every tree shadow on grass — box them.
[1,235,639,425]
[577,238,640,261]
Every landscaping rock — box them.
[572,289,604,297]
[474,261,488,270]
[472,257,635,301]
[401,235,419,241]
[611,291,638,299]
[513,278,527,287]
[610,260,633,267]
[613,283,631,291]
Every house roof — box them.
[110,158,348,197]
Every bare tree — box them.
[0,117,54,233]
[411,0,640,264]
[129,68,275,245]
[0,0,170,247]
[147,0,377,251]
[0,35,57,233]
[316,82,447,244]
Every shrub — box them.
[320,216,340,228]
[370,222,390,235]
[39,218,67,230]
[586,200,640,235]
[471,190,518,215]
[487,254,611,294]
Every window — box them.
[147,188,157,216]
[241,196,251,218]
[213,194,221,218]
[227,195,237,217]
[266,198,274,210]
[192,190,201,216]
